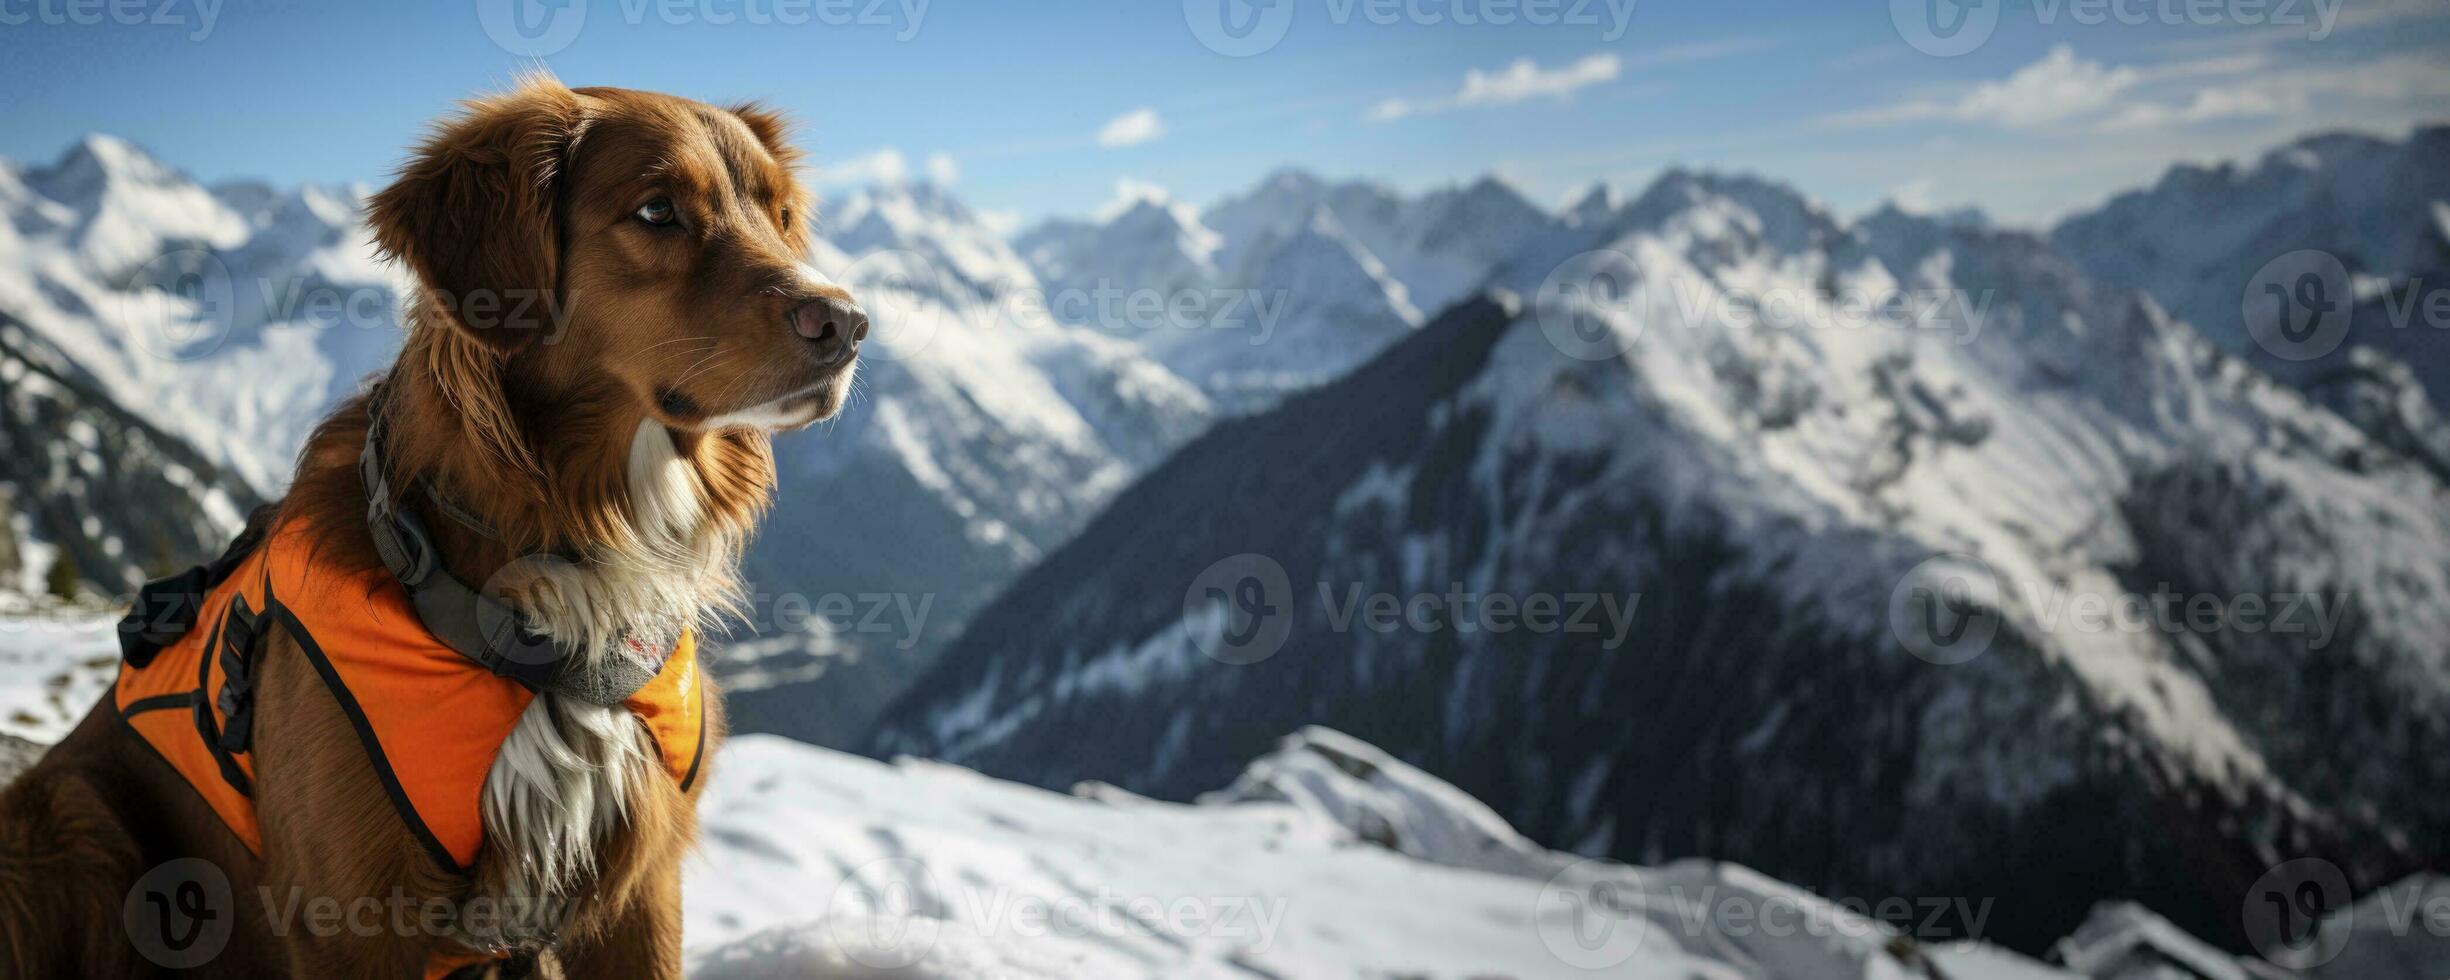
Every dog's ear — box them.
[728,101,812,240]
[726,101,795,160]
[371,77,588,353]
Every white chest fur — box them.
[474,421,719,943]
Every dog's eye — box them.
[780,207,793,230]
[635,199,678,227]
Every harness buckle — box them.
[118,565,210,668]
[215,609,258,755]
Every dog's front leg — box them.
[251,636,466,977]
[551,858,684,979]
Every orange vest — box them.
[113,519,704,974]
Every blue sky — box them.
[2,0,2444,228]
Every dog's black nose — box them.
[789,296,868,355]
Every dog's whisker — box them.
[631,334,715,356]
[644,345,720,371]
[672,351,727,388]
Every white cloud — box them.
[1826,42,2446,138]
[809,147,908,186]
[1371,53,1621,121]
[1823,45,2142,130]
[925,152,959,185]
[1368,98,1418,122]
[1096,108,1165,148]
[1459,53,1622,105]
[1955,46,2141,127]
[2104,86,2295,130]
[2108,51,2450,130]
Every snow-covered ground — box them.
[4,607,2438,979]
[0,606,2074,979]
[686,729,2074,979]
[0,596,118,743]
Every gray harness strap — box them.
[358,385,660,706]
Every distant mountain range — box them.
[873,127,2450,954]
[2053,126,2450,480]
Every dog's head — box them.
[370,77,860,432]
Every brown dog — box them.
[0,76,861,976]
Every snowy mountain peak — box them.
[1458,172,1537,207]
[1863,199,1992,233]
[835,179,973,226]
[1013,194,1223,306]
[1258,166,1328,195]
[1103,196,1219,260]
[1417,174,1548,237]
[1138,199,1422,412]
[2051,119,2450,426]
[1255,204,1417,321]
[821,179,1045,302]
[1200,169,1403,270]
[1564,181,1623,228]
[1640,167,1810,209]
[1617,166,1851,261]
[2263,128,2398,173]
[15,134,249,275]
[29,134,185,201]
